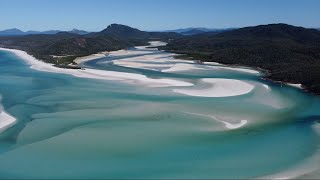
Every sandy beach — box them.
[0,42,261,98]
[0,47,193,88]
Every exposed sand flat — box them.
[74,52,109,64]
[0,48,193,88]
[174,78,254,97]
[110,52,197,71]
[112,60,199,72]
[287,83,302,89]
[73,68,193,87]
[110,54,183,63]
[162,63,207,72]
[74,41,259,76]
[75,49,155,65]
[50,55,75,58]
[0,106,17,133]
[263,84,271,90]
[148,41,167,47]
[109,51,259,74]
[203,62,260,74]
[112,61,172,71]
[219,66,260,74]
[109,49,154,56]
[75,41,165,64]
[185,112,248,130]
[203,62,222,66]
[135,41,167,50]
[110,53,178,62]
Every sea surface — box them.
[0,46,319,179]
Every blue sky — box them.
[1,0,319,31]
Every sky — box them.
[1,0,319,31]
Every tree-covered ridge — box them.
[99,24,182,40]
[0,24,181,65]
[163,24,320,94]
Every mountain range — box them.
[165,27,235,35]
[0,24,182,65]
[0,28,90,36]
[0,27,235,37]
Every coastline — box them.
[74,41,167,65]
[0,47,193,88]
[1,45,260,99]
[0,44,319,178]
[0,45,304,98]
[172,54,306,91]
[70,46,261,98]
[165,47,311,92]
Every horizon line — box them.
[0,23,319,33]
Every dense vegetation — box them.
[0,24,181,65]
[162,24,320,94]
[1,23,320,95]
[98,24,182,42]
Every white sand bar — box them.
[110,51,259,74]
[0,108,17,133]
[287,83,302,89]
[73,68,193,87]
[0,48,193,88]
[219,66,260,74]
[185,112,248,130]
[162,63,207,72]
[74,51,109,64]
[174,78,254,97]
[135,41,167,49]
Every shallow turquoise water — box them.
[0,49,319,179]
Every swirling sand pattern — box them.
[0,43,319,179]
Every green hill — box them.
[0,24,181,65]
[163,24,320,94]
[99,24,182,40]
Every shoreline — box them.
[0,47,193,88]
[74,41,167,65]
[0,45,305,95]
[168,50,309,92]
[1,45,263,99]
[1,45,319,177]
[172,54,306,91]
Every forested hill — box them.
[99,24,182,40]
[163,24,320,94]
[0,24,181,65]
